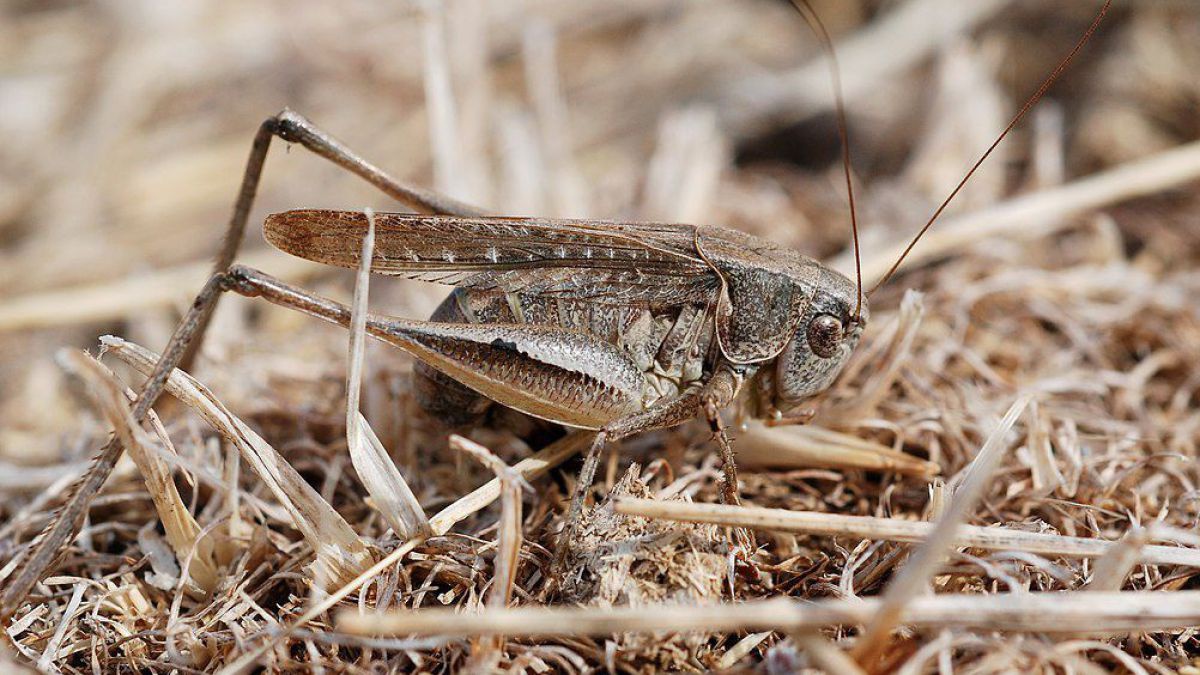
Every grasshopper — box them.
[0,1,1111,619]
[246,201,865,518]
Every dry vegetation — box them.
[3,0,1200,672]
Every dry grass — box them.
[3,1,1200,672]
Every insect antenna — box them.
[787,0,863,322]
[869,0,1112,295]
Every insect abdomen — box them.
[413,288,716,429]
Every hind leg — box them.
[1,110,486,622]
[182,109,486,371]
[413,290,493,428]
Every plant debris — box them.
[3,1,1200,672]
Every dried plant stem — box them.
[736,421,937,477]
[428,431,594,536]
[221,435,582,674]
[794,632,867,675]
[56,351,220,593]
[217,537,425,675]
[344,209,430,538]
[449,436,528,659]
[853,394,1031,665]
[420,0,466,200]
[1086,527,1150,591]
[0,273,231,623]
[36,582,85,670]
[338,590,1200,637]
[716,631,773,670]
[523,21,588,217]
[0,462,90,493]
[353,417,431,538]
[104,337,374,588]
[612,499,1200,567]
[447,436,529,610]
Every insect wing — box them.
[265,210,720,305]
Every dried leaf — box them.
[56,350,219,593]
[345,209,431,539]
[102,337,373,589]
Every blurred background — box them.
[4,0,1200,670]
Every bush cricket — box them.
[0,1,1110,619]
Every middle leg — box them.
[704,397,742,508]
[553,365,749,572]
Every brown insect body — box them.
[264,210,866,432]
[414,287,715,430]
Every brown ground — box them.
[2,1,1200,672]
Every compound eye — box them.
[807,314,843,359]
